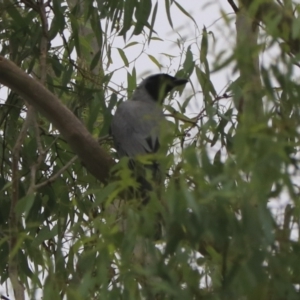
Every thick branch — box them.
[235,8,263,120]
[0,56,114,183]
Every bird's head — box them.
[134,73,188,103]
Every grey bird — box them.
[110,73,188,197]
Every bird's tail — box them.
[129,159,161,204]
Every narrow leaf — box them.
[134,0,152,35]
[200,27,208,64]
[147,54,163,69]
[195,66,216,98]
[149,1,158,43]
[90,49,101,71]
[165,0,173,28]
[6,3,25,27]
[174,1,197,25]
[151,37,164,41]
[124,41,139,49]
[119,0,136,36]
[15,194,35,218]
[183,46,194,77]
[117,48,129,67]
[91,8,103,48]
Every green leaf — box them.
[165,105,195,124]
[200,27,208,64]
[134,0,152,35]
[160,53,176,58]
[261,67,275,98]
[100,91,117,136]
[31,225,58,247]
[151,37,164,41]
[69,14,81,57]
[147,54,163,69]
[92,182,120,206]
[213,149,223,173]
[117,48,129,67]
[124,41,139,49]
[107,44,112,67]
[50,55,63,77]
[119,0,136,36]
[201,149,215,179]
[15,194,35,219]
[174,1,197,25]
[127,69,137,98]
[195,66,216,99]
[165,0,173,28]
[91,8,103,48]
[200,26,210,75]
[107,93,118,112]
[48,15,61,40]
[90,49,101,71]
[148,1,158,43]
[52,0,66,33]
[6,3,25,27]
[61,64,74,89]
[183,46,194,77]
[1,181,12,192]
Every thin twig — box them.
[34,155,78,189]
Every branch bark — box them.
[0,56,114,183]
[235,7,263,121]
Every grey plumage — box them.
[110,73,188,195]
[111,99,162,158]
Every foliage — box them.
[1,0,300,299]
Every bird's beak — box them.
[173,78,189,87]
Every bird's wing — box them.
[111,101,163,158]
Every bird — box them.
[110,73,188,200]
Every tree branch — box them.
[235,7,263,120]
[34,155,78,190]
[0,57,114,183]
[227,0,239,13]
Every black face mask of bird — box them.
[110,73,188,203]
